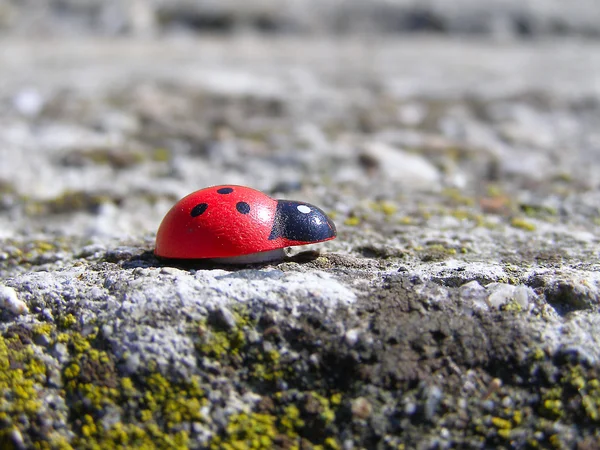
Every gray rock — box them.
[2,34,600,450]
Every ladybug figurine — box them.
[155,185,337,263]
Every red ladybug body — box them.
[155,185,336,261]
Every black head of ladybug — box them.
[269,201,336,243]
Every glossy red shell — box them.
[155,185,336,260]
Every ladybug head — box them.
[269,200,336,244]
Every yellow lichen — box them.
[510,217,536,231]
[344,216,361,226]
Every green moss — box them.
[67,363,205,449]
[32,323,54,337]
[69,383,120,413]
[280,405,304,437]
[27,191,117,216]
[59,314,78,330]
[120,377,135,395]
[536,365,600,424]
[321,437,342,450]
[196,308,256,360]
[330,393,342,406]
[198,323,245,359]
[65,148,145,169]
[562,365,586,390]
[64,363,81,380]
[491,416,512,430]
[1,320,215,449]
[343,216,361,226]
[54,324,203,448]
[418,244,457,262]
[581,395,599,421]
[539,389,563,420]
[311,393,336,425]
[565,369,600,423]
[250,347,284,382]
[497,428,511,439]
[369,200,398,217]
[450,209,473,221]
[0,334,44,441]
[152,148,172,162]
[548,434,562,449]
[486,184,503,197]
[44,435,75,450]
[511,217,536,231]
[0,336,8,371]
[210,394,341,450]
[142,373,205,427]
[25,357,47,382]
[210,412,278,450]
[0,239,77,268]
[74,419,189,450]
[442,188,475,206]
[512,410,522,426]
[500,299,523,313]
[520,203,558,218]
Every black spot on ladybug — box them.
[190,203,208,217]
[269,200,336,242]
[236,202,251,214]
[217,187,234,194]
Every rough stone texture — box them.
[2,29,600,450]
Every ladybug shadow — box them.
[123,249,323,271]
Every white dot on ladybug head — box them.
[297,205,311,214]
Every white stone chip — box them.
[361,141,441,189]
[0,285,28,315]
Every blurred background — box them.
[1,0,599,37]
[0,0,599,248]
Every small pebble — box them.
[8,428,25,450]
[0,285,28,315]
[34,333,51,347]
[246,329,261,344]
[351,397,373,420]
[404,401,417,415]
[210,306,237,330]
[42,308,54,321]
[51,343,70,364]
[423,385,443,421]
[482,399,496,412]
[501,396,514,408]
[309,353,320,368]
[459,280,489,310]
[13,87,44,116]
[123,352,141,374]
[345,329,360,347]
